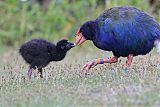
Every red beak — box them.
[75,28,86,45]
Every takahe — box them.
[75,6,160,71]
[19,39,75,79]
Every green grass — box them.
[0,47,160,107]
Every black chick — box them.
[19,39,75,79]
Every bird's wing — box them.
[97,6,160,40]
[95,6,160,55]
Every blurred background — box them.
[0,0,160,49]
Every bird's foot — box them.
[80,56,119,74]
[81,59,98,73]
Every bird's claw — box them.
[81,60,97,73]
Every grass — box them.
[0,0,160,106]
[0,46,160,107]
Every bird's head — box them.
[56,39,75,52]
[75,20,97,45]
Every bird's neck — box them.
[85,20,99,40]
[50,50,66,61]
[91,20,99,41]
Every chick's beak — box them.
[67,41,75,48]
[75,32,86,45]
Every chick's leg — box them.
[28,67,32,80]
[82,56,119,71]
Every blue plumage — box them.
[79,6,160,57]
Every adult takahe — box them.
[75,6,160,71]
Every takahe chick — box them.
[75,6,160,71]
[19,39,75,79]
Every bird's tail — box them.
[154,39,160,54]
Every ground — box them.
[0,46,160,107]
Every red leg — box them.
[104,56,119,63]
[123,54,133,67]
[81,56,119,71]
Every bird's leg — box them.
[38,68,43,78]
[82,56,119,71]
[123,54,133,67]
[27,67,32,80]
[104,56,119,63]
